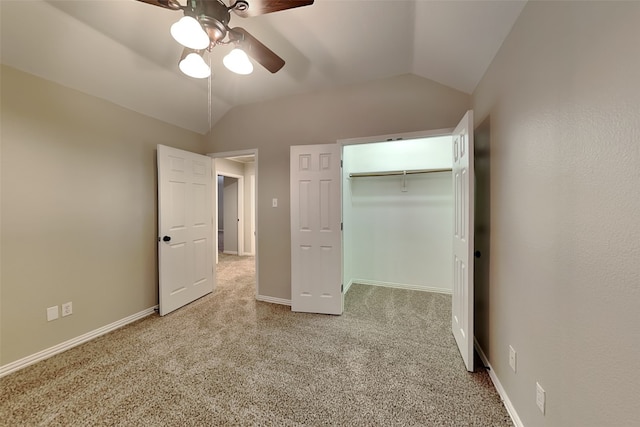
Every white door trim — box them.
[338,127,454,147]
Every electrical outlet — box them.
[509,345,517,373]
[47,306,59,321]
[62,302,73,317]
[272,198,278,208]
[536,382,546,415]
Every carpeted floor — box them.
[0,253,512,426]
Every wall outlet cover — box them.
[62,302,73,317]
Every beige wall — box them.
[0,65,206,365]
[206,74,470,300]
[5,4,638,422]
[473,2,640,426]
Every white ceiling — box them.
[0,0,526,134]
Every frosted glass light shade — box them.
[223,48,253,75]
[171,16,209,50]
[179,52,211,79]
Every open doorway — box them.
[218,175,239,255]
[210,150,258,296]
[336,112,475,372]
[341,134,454,296]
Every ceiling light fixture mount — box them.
[231,0,248,12]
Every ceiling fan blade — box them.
[232,0,314,18]
[136,0,183,11]
[229,27,285,73]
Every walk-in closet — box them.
[342,135,454,294]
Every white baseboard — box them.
[344,279,354,294]
[223,250,238,255]
[256,295,291,306]
[0,306,157,378]
[474,337,524,427]
[351,279,452,295]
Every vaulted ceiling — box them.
[0,0,526,134]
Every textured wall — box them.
[473,2,640,426]
[206,74,470,300]
[0,66,206,365]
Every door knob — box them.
[162,236,171,242]
[475,250,481,258]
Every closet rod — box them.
[349,168,452,178]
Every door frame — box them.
[339,128,454,148]
[338,124,475,369]
[209,149,259,294]
[338,126,455,293]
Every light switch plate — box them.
[47,306,59,321]
[536,382,546,414]
[509,345,517,372]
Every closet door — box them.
[290,144,342,314]
[452,111,475,371]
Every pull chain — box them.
[208,54,212,132]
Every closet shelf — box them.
[349,168,451,178]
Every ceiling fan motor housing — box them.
[192,0,231,43]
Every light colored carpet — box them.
[1,253,512,426]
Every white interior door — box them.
[157,144,214,316]
[452,111,475,371]
[290,144,342,314]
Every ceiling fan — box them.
[137,0,314,78]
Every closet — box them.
[292,111,474,370]
[342,135,454,294]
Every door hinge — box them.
[341,222,343,231]
[341,284,344,293]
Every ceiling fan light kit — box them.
[137,0,314,76]
[223,48,253,75]
[170,15,210,50]
[179,48,211,78]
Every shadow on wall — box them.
[474,116,491,358]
